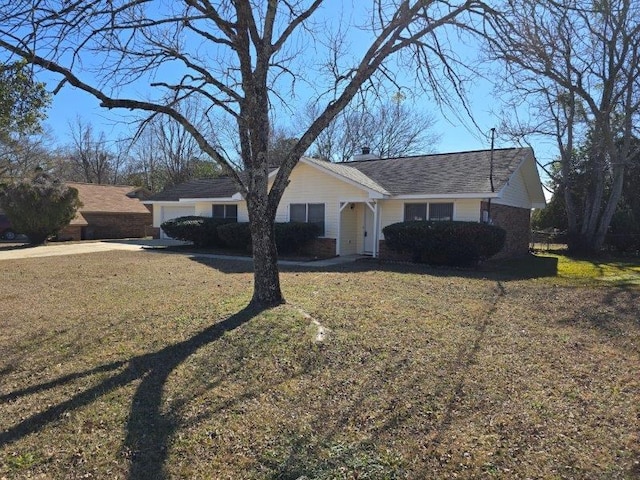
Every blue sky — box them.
[41,67,557,201]
[41,68,559,161]
[34,1,557,197]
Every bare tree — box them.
[312,96,440,161]
[125,126,163,192]
[0,130,57,179]
[61,118,123,184]
[0,0,487,306]
[485,0,640,253]
[131,100,218,188]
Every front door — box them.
[363,206,374,254]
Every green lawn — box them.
[1,250,639,479]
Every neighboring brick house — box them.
[58,183,152,241]
[146,147,546,259]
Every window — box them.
[404,202,454,221]
[429,203,453,221]
[404,203,427,221]
[290,203,325,236]
[211,204,238,221]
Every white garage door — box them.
[160,206,196,239]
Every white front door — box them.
[363,206,374,253]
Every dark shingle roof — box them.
[148,148,533,201]
[148,176,240,201]
[345,147,530,196]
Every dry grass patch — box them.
[0,251,639,479]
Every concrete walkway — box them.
[0,238,364,266]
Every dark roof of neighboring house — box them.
[67,183,152,214]
[147,176,241,201]
[344,147,528,196]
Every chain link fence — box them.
[531,230,640,255]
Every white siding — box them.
[195,202,211,216]
[237,202,249,222]
[157,205,196,239]
[151,201,246,227]
[194,201,247,220]
[496,169,532,209]
[378,200,403,239]
[377,198,482,238]
[274,163,372,238]
[152,203,193,227]
[455,199,482,221]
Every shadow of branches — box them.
[0,305,260,480]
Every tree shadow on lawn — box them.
[188,252,559,282]
[0,305,261,480]
[557,287,640,355]
[254,283,506,479]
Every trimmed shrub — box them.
[160,216,233,247]
[274,222,320,253]
[217,221,321,254]
[382,221,506,267]
[217,222,252,250]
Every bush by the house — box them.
[382,221,506,267]
[160,216,233,247]
[0,172,81,245]
[217,221,320,254]
[275,222,320,253]
[217,222,252,250]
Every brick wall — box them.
[485,202,531,258]
[149,227,161,239]
[300,237,337,258]
[81,212,153,239]
[378,240,412,262]
[57,225,83,241]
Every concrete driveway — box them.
[0,238,363,266]
[0,239,188,261]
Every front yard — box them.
[1,250,638,479]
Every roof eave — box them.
[392,192,500,200]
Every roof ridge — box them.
[67,182,139,189]
[340,146,527,165]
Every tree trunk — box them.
[249,210,283,308]
[593,163,626,250]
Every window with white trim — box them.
[404,203,427,221]
[211,204,238,221]
[404,202,453,221]
[290,203,325,236]
[429,203,453,221]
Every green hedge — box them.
[217,222,252,250]
[217,221,320,254]
[382,221,506,266]
[275,222,321,253]
[160,216,234,247]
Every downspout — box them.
[486,128,496,223]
